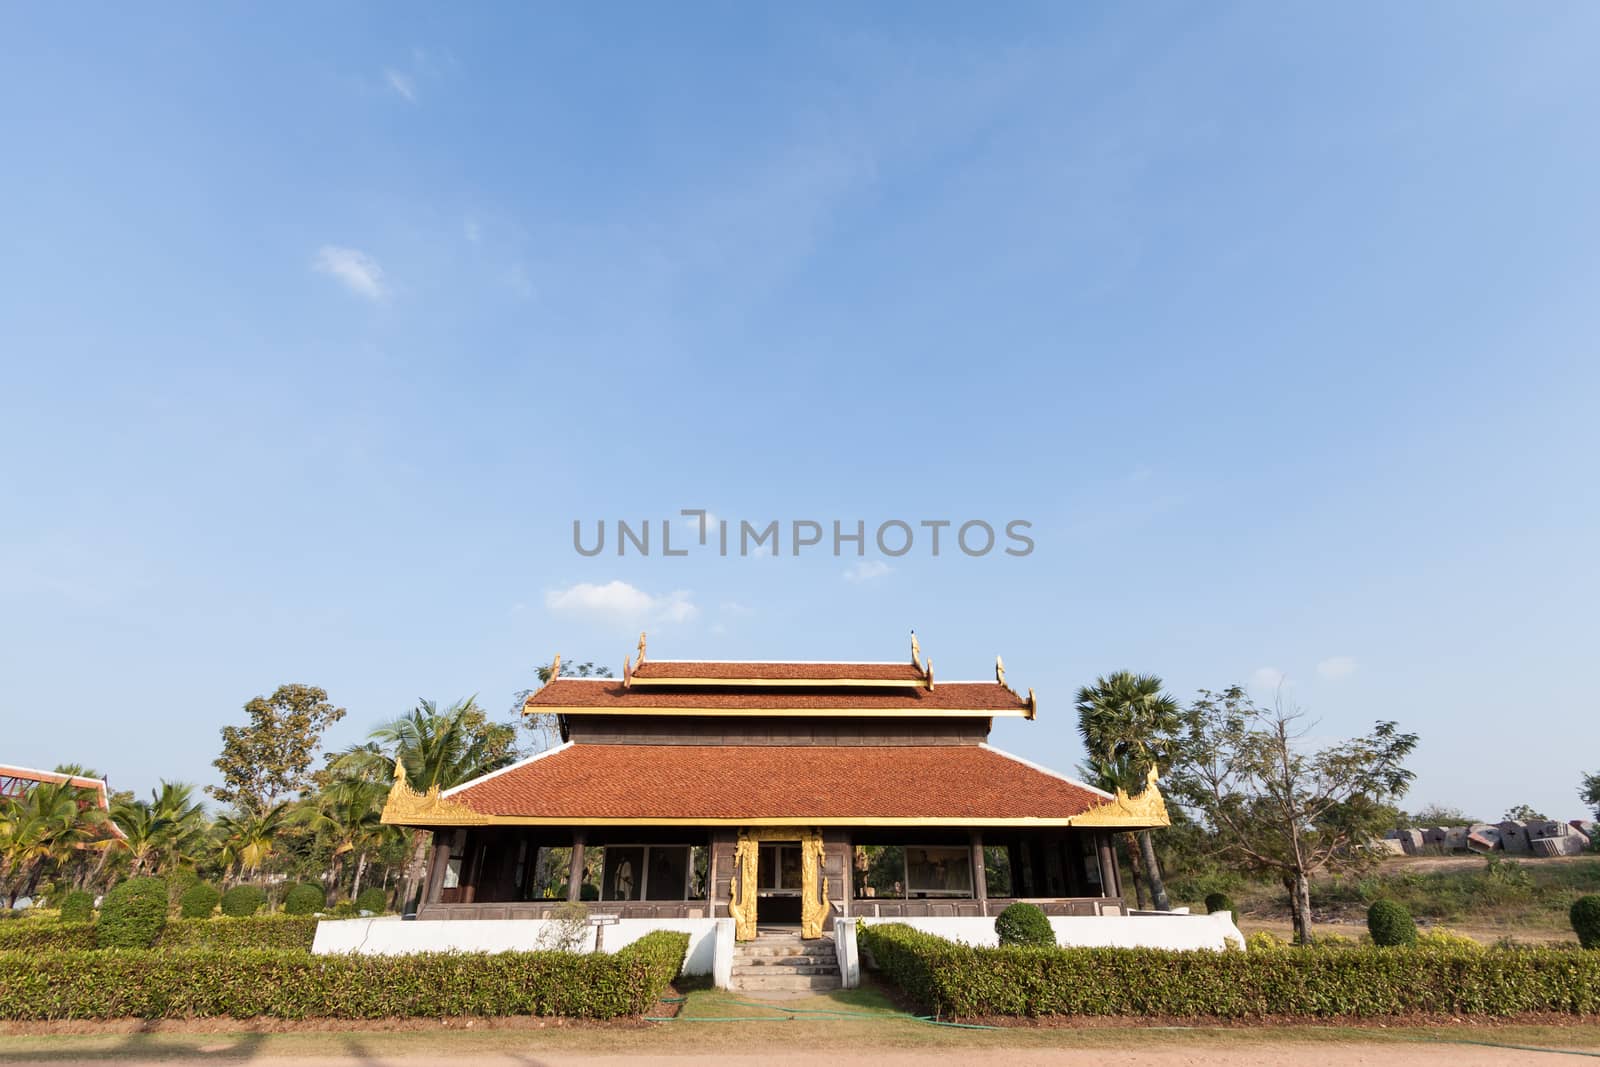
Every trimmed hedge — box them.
[0,931,688,1020]
[858,922,1600,1018]
[354,887,387,914]
[1574,896,1600,949]
[179,883,221,920]
[1367,900,1417,947]
[58,891,94,924]
[995,902,1055,947]
[0,922,97,952]
[283,884,325,916]
[160,916,319,952]
[220,885,266,918]
[97,878,168,950]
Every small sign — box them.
[587,913,620,926]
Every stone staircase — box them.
[730,928,841,992]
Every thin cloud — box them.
[384,68,416,102]
[844,560,891,582]
[1317,656,1358,681]
[1250,666,1287,693]
[312,246,386,300]
[545,580,698,626]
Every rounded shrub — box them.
[220,884,266,918]
[165,868,200,912]
[179,882,221,919]
[58,890,94,924]
[96,877,168,949]
[355,887,388,914]
[283,883,326,916]
[1367,899,1418,947]
[994,901,1056,947]
[1572,895,1600,949]
[1204,892,1235,916]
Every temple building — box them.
[380,635,1170,941]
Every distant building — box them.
[0,764,126,841]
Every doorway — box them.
[755,841,802,924]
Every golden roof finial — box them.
[549,653,561,682]
[925,659,934,690]
[910,629,921,667]
[623,655,633,688]
[1026,687,1037,720]
[392,756,407,787]
[996,655,1006,686]
[637,631,648,664]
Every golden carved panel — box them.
[729,827,829,941]
[379,758,489,827]
[1069,767,1171,828]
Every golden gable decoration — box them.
[380,758,489,827]
[1069,767,1171,829]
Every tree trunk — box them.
[1289,871,1314,944]
[351,851,368,899]
[401,829,432,914]
[1137,830,1172,911]
[1122,834,1148,910]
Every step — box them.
[737,942,835,956]
[731,963,839,976]
[733,955,836,968]
[732,973,843,992]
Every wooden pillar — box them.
[1096,833,1120,899]
[424,829,456,907]
[840,834,853,918]
[969,829,987,916]
[567,831,586,903]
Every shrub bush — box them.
[1367,900,1418,947]
[97,878,168,950]
[857,923,1600,1018]
[354,887,387,914]
[178,883,221,920]
[1573,895,1600,949]
[283,884,325,916]
[1416,927,1481,951]
[995,902,1055,947]
[159,916,318,952]
[58,891,94,924]
[1203,892,1235,916]
[220,885,266,918]
[0,930,688,1020]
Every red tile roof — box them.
[526,679,1029,715]
[631,661,924,682]
[442,743,1113,824]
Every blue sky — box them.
[2,4,1597,822]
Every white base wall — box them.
[859,911,1245,951]
[312,917,722,975]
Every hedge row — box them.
[0,931,688,1020]
[0,916,318,954]
[858,923,1600,1018]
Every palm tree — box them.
[0,780,110,906]
[1075,671,1180,911]
[294,777,386,894]
[110,781,209,877]
[216,803,289,885]
[335,697,516,912]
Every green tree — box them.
[1075,671,1180,911]
[1406,803,1477,827]
[335,697,518,912]
[1583,772,1600,822]
[293,777,388,895]
[1503,804,1548,822]
[110,781,208,877]
[208,684,347,813]
[1166,687,1418,945]
[514,660,613,753]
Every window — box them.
[905,847,973,897]
[601,844,697,901]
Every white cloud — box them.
[464,218,481,244]
[720,601,754,618]
[1317,656,1358,681]
[1250,666,1287,693]
[844,560,891,582]
[384,68,416,102]
[312,246,386,300]
[544,580,698,626]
